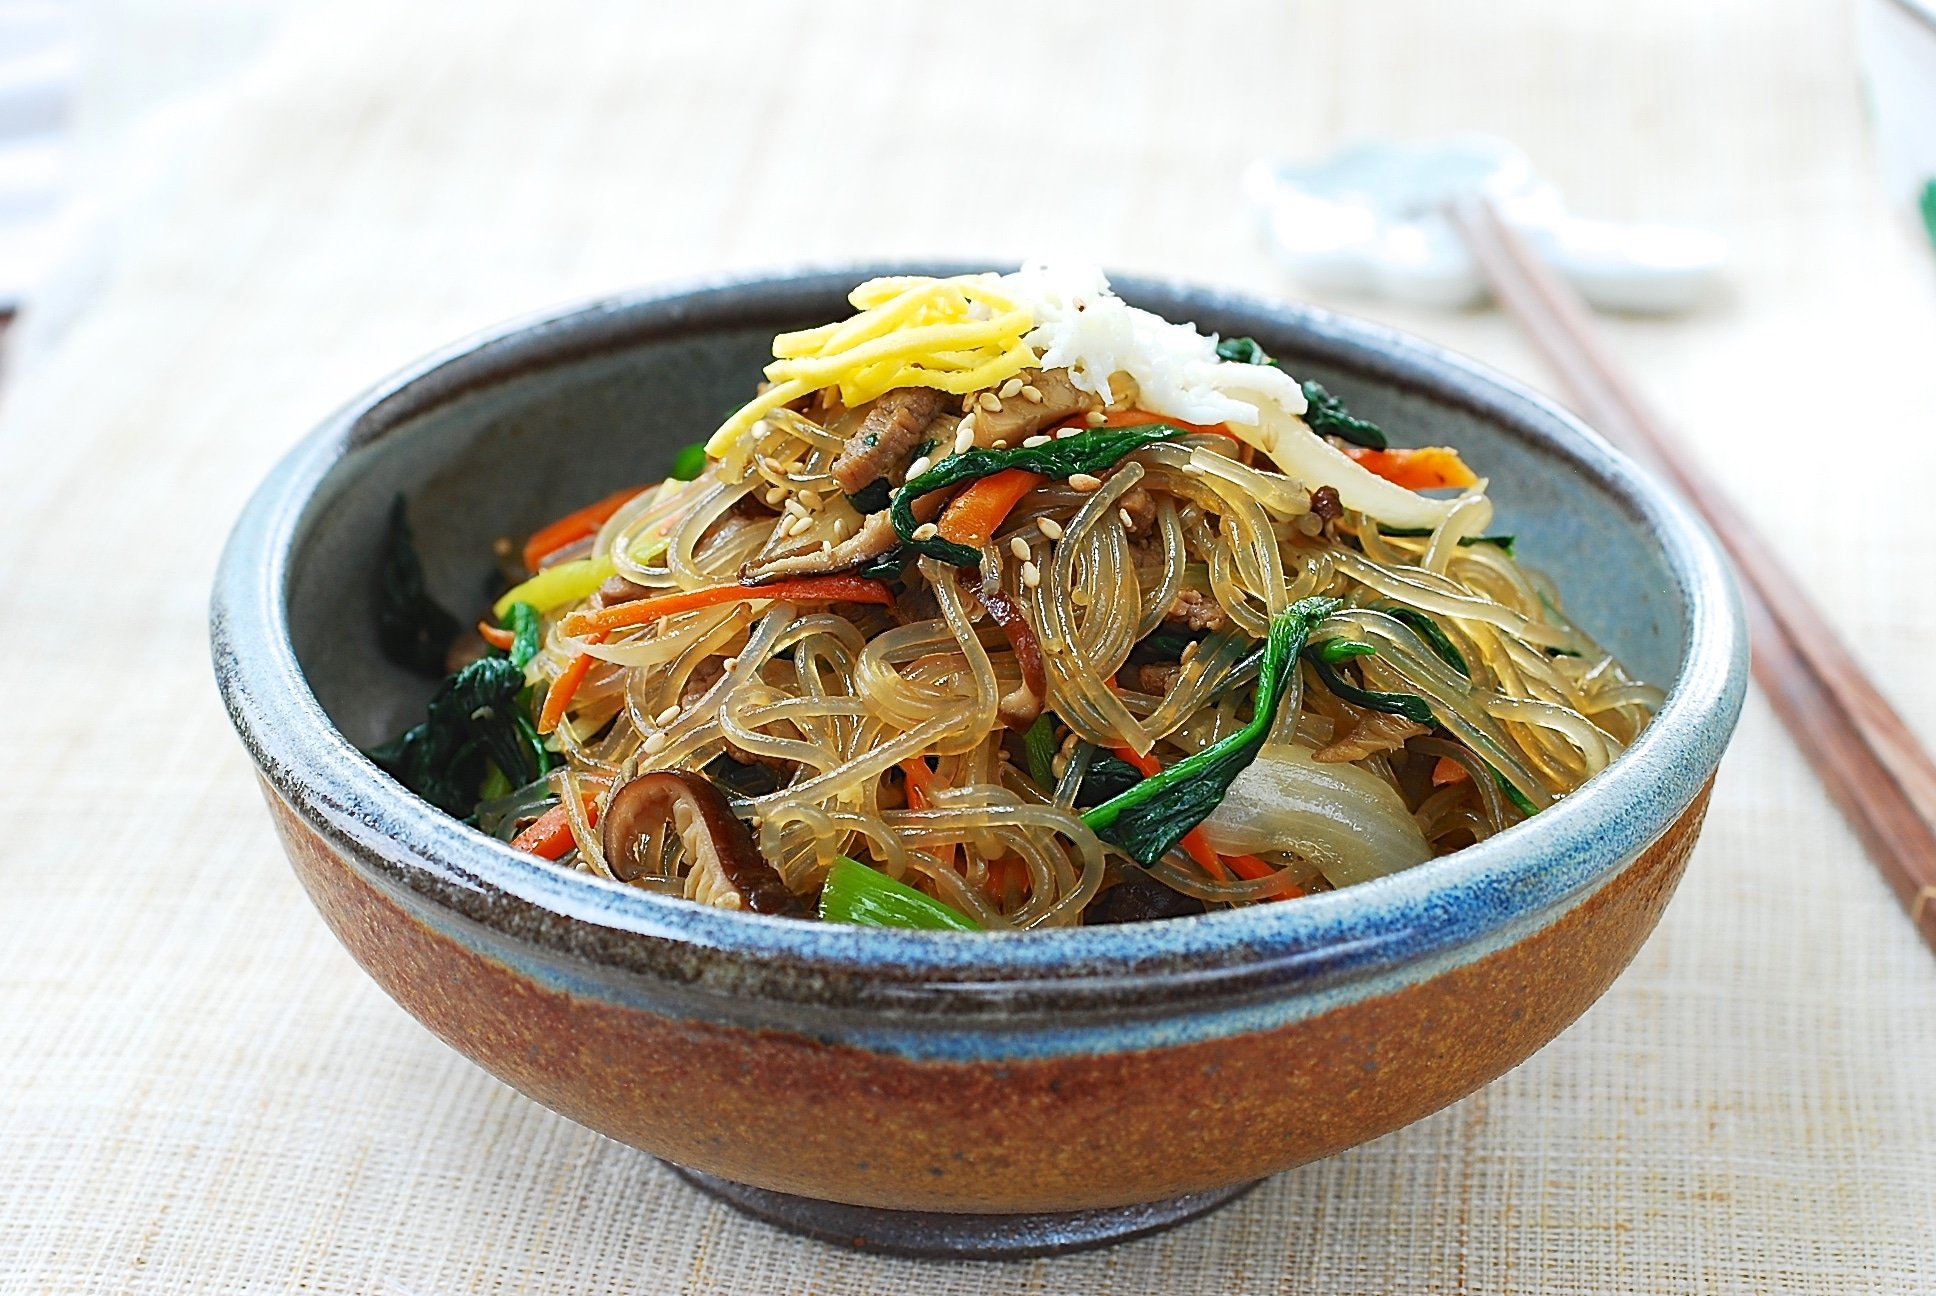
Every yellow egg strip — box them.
[706,273,1038,463]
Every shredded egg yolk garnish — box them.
[705,273,1038,458]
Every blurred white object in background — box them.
[1244,137,1727,314]
[1858,0,1936,245]
[0,1,71,307]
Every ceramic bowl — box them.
[210,266,1747,1259]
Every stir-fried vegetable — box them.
[892,425,1186,566]
[1081,598,1341,865]
[377,496,460,678]
[818,856,982,931]
[520,486,646,572]
[509,795,598,860]
[1200,742,1432,888]
[1305,647,1437,725]
[560,573,894,638]
[494,554,615,621]
[369,656,553,816]
[1214,335,1388,450]
[1346,445,1478,490]
[935,467,1046,552]
[1022,715,1058,791]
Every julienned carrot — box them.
[1110,745,1230,882]
[509,795,600,860]
[1431,755,1472,786]
[1223,852,1307,901]
[561,574,894,638]
[521,485,649,572]
[1345,446,1478,491]
[476,620,517,651]
[899,757,960,876]
[1091,409,1237,438]
[936,468,1045,549]
[538,631,607,733]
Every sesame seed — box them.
[832,518,851,541]
[1038,517,1064,540]
[1056,426,1082,439]
[797,489,821,511]
[953,426,976,455]
[1180,641,1200,665]
[786,514,815,537]
[764,487,787,507]
[785,498,809,519]
[991,440,1009,450]
[1071,588,1090,606]
[653,704,680,726]
[1118,507,1134,528]
[820,540,834,555]
[999,377,1024,399]
[1021,434,1051,448]
[642,731,669,755]
[961,395,977,414]
[1008,536,1031,560]
[1068,473,1103,492]
[960,411,978,435]
[1021,384,1043,403]
[912,522,939,541]
[1020,561,1041,588]
[1084,411,1108,427]
[722,657,738,672]
[906,455,932,480]
[978,392,1002,413]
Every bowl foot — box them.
[666,1164,1261,1260]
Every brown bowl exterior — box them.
[265,778,1710,1214]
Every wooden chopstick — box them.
[1445,194,1936,954]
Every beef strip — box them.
[1165,588,1228,633]
[829,387,949,495]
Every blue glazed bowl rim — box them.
[212,263,1747,1007]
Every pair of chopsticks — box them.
[1446,196,1936,955]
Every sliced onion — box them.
[1200,742,1432,888]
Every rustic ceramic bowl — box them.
[211,267,1747,1259]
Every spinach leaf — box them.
[1378,526,1516,557]
[502,601,543,670]
[1298,381,1388,450]
[1215,337,1389,450]
[891,425,1186,566]
[1073,749,1145,808]
[1080,597,1340,865]
[1022,714,1059,792]
[1305,650,1436,725]
[668,441,708,481]
[1378,606,1469,678]
[377,496,460,678]
[368,656,549,817]
[1215,336,1273,366]
[845,479,892,515]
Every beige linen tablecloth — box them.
[4,1,1933,1291]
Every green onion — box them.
[890,425,1187,566]
[1080,597,1341,864]
[817,856,981,931]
